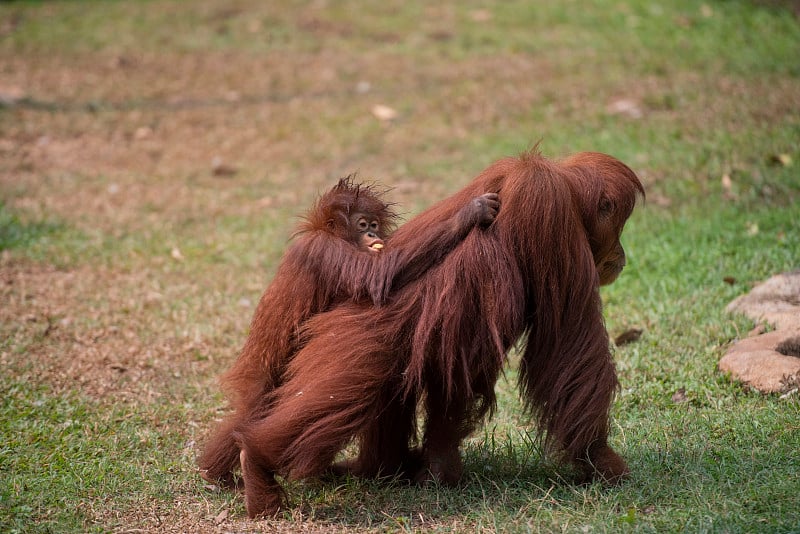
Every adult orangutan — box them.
[198,177,500,488]
[231,149,644,518]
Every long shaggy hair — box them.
[232,149,645,517]
[197,177,397,488]
[199,176,498,491]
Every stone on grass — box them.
[722,271,800,394]
[719,329,800,394]
[726,271,800,331]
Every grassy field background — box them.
[1,1,799,532]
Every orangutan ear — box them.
[598,197,615,217]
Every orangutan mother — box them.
[233,149,645,517]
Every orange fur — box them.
[231,151,644,517]
[198,177,499,489]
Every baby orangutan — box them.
[198,176,499,489]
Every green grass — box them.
[1,0,799,532]
[0,203,60,251]
[0,377,209,533]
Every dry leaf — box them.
[671,387,687,403]
[134,126,152,140]
[470,9,492,22]
[211,156,238,177]
[767,153,792,167]
[256,196,274,208]
[614,328,643,346]
[721,173,735,199]
[607,99,643,119]
[356,80,371,94]
[371,104,398,121]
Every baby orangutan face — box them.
[352,214,384,252]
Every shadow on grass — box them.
[227,434,604,529]
[212,421,800,530]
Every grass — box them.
[1,0,799,532]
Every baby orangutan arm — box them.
[375,193,499,300]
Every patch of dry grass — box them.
[1,258,233,400]
[2,0,799,531]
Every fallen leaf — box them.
[606,98,643,119]
[470,9,492,22]
[675,14,693,28]
[671,387,687,403]
[144,291,163,303]
[428,30,453,41]
[211,156,238,177]
[356,80,371,94]
[256,196,274,208]
[371,104,398,121]
[767,153,792,167]
[614,328,643,346]
[721,173,735,199]
[134,126,152,140]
